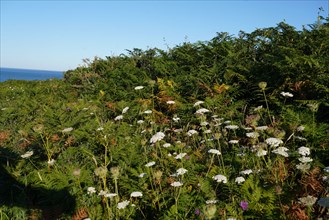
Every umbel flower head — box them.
[130,191,143,197]
[272,147,289,157]
[212,174,227,183]
[117,200,130,209]
[171,181,183,187]
[280,91,293,97]
[297,146,310,156]
[150,132,165,143]
[208,149,221,155]
[21,151,33,159]
[265,137,283,147]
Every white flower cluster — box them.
[265,137,283,147]
[150,132,165,143]
[272,147,289,157]
[171,181,183,187]
[225,125,239,130]
[114,115,123,121]
[187,129,198,136]
[195,108,210,115]
[296,146,312,171]
[235,176,246,184]
[130,191,143,197]
[212,174,227,183]
[62,127,73,133]
[21,151,34,159]
[176,168,188,176]
[175,152,187,160]
[117,200,130,209]
[208,149,221,155]
[280,91,293,97]
[246,132,259,139]
[193,101,204,107]
[134,86,144,90]
[240,169,253,175]
[145,161,156,167]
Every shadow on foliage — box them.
[0,148,76,219]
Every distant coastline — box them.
[0,67,64,82]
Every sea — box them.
[0,67,64,82]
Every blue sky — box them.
[1,1,328,71]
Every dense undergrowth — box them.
[0,18,328,219]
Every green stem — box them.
[262,90,273,126]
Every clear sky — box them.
[1,0,328,71]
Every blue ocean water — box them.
[0,67,64,82]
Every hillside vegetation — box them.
[0,17,328,219]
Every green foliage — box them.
[1,17,328,219]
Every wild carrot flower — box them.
[200,121,209,126]
[240,169,253,175]
[212,174,227,183]
[225,125,239,130]
[175,153,187,160]
[297,146,310,156]
[139,173,146,178]
[114,115,123,121]
[117,200,130,209]
[145,161,156,167]
[206,200,218,204]
[193,101,204,107]
[265,137,283,147]
[171,181,183,187]
[144,110,152,114]
[47,159,56,166]
[105,193,117,198]
[235,177,246,184]
[195,108,210,114]
[96,127,104,131]
[134,86,144,90]
[176,168,188,175]
[296,163,311,172]
[98,190,108,196]
[163,143,171,148]
[208,149,221,155]
[122,107,129,114]
[272,147,289,157]
[229,140,239,144]
[256,149,267,157]
[172,117,180,122]
[137,120,144,124]
[150,132,165,143]
[62,127,73,133]
[130,191,143,197]
[255,126,267,132]
[298,156,313,163]
[21,151,33,159]
[297,125,305,131]
[87,187,96,195]
[166,100,175,104]
[280,91,293,97]
[187,129,198,136]
[246,132,259,138]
